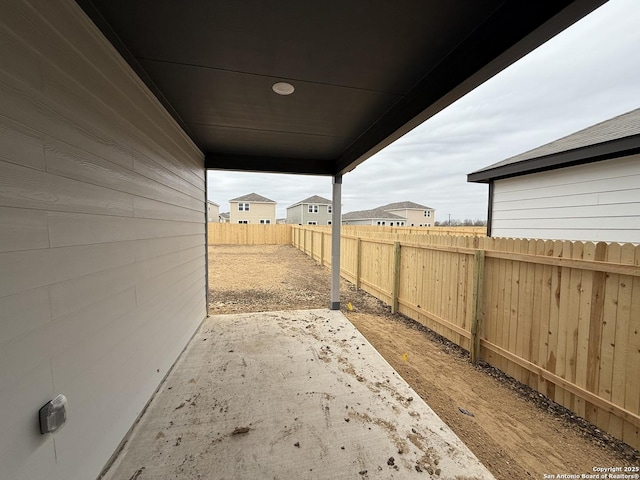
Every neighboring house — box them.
[207,201,220,222]
[379,201,435,227]
[342,208,407,226]
[287,195,333,225]
[276,218,287,224]
[219,212,230,223]
[229,193,277,224]
[468,107,640,243]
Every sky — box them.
[207,0,640,221]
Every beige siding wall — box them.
[407,209,435,226]
[387,208,434,226]
[0,1,206,479]
[230,202,276,224]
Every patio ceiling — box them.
[77,0,605,176]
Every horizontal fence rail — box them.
[291,225,640,451]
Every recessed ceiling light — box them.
[272,82,295,96]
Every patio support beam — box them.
[330,175,342,310]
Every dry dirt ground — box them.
[208,244,639,478]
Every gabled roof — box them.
[379,201,433,210]
[207,200,219,206]
[288,195,332,208]
[78,0,603,177]
[343,208,406,221]
[229,193,276,203]
[219,212,230,218]
[468,107,640,183]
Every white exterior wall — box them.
[491,156,640,243]
[229,202,276,224]
[0,2,206,479]
[342,219,375,226]
[207,202,219,222]
[343,219,405,226]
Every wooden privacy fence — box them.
[341,225,487,237]
[291,225,640,451]
[208,223,292,244]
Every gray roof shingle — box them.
[288,195,332,208]
[229,192,276,203]
[343,208,406,221]
[468,107,640,183]
[379,201,432,210]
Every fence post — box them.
[356,237,362,290]
[310,229,314,261]
[303,229,307,254]
[391,241,401,314]
[470,249,485,364]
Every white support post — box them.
[330,175,342,310]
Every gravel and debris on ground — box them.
[209,244,640,479]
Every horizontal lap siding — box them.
[492,156,640,243]
[0,1,206,479]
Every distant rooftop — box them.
[469,107,640,183]
[379,201,432,210]
[343,208,406,221]
[288,195,332,208]
[229,193,276,203]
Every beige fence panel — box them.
[341,225,486,237]
[208,223,292,244]
[291,225,640,451]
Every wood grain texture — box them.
[0,116,45,170]
[292,225,640,450]
[0,206,49,252]
[47,212,204,247]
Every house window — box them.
[239,203,250,211]
[238,220,248,224]
[259,219,271,224]
[327,205,332,214]
[376,221,385,226]
[423,210,430,217]
[308,204,318,213]
[389,222,394,226]
[327,221,332,225]
[308,221,317,225]
[426,223,431,227]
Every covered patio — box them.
[0,1,608,479]
[101,310,494,479]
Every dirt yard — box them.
[208,244,639,478]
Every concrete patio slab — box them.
[101,309,494,479]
